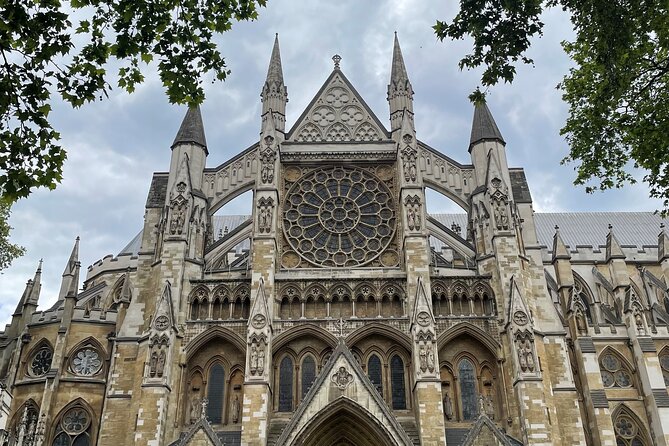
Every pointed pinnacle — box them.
[391,33,409,84]
[63,237,80,277]
[552,227,571,262]
[28,259,43,305]
[469,102,505,149]
[606,226,626,261]
[265,34,284,86]
[172,106,207,150]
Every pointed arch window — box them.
[206,363,225,423]
[279,356,294,412]
[458,358,478,421]
[660,351,669,386]
[51,406,92,446]
[390,355,406,410]
[368,354,383,395]
[301,356,316,398]
[599,352,633,388]
[29,346,53,377]
[614,411,648,446]
[573,277,594,323]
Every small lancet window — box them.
[390,355,406,410]
[459,358,478,421]
[278,356,294,412]
[368,354,383,395]
[206,364,225,423]
[301,356,316,398]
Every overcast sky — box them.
[2,1,663,321]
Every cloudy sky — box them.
[2,1,662,320]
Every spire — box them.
[387,33,413,132]
[172,106,207,151]
[469,101,505,150]
[390,32,409,87]
[27,259,42,305]
[261,34,288,132]
[59,237,80,300]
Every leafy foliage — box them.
[435,0,669,214]
[0,199,25,271]
[0,0,266,201]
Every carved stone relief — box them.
[404,194,422,231]
[401,145,417,183]
[257,197,274,234]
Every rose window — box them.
[71,348,102,376]
[283,167,395,267]
[30,348,52,377]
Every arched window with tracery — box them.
[368,354,383,395]
[51,404,93,446]
[660,349,669,386]
[301,355,316,398]
[206,363,225,423]
[458,358,478,421]
[573,275,594,323]
[613,407,649,446]
[278,356,294,412]
[599,350,633,388]
[390,355,406,410]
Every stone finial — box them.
[469,101,505,150]
[172,106,207,151]
[332,54,342,70]
[200,398,208,420]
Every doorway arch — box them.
[290,398,407,446]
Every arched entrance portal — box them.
[292,398,403,446]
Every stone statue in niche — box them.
[485,395,495,419]
[169,191,188,236]
[523,339,535,372]
[250,346,258,375]
[257,198,274,234]
[404,195,422,231]
[575,306,588,335]
[156,350,166,378]
[190,396,201,424]
[149,351,158,377]
[260,145,276,184]
[427,347,435,373]
[401,146,417,183]
[494,200,510,230]
[443,393,453,420]
[419,345,427,372]
[257,344,265,375]
[478,395,486,416]
[634,309,647,335]
[231,395,240,424]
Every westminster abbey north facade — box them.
[2,35,669,446]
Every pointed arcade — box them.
[469,101,505,151]
[172,106,207,152]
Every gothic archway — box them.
[291,398,405,446]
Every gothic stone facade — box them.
[2,35,669,446]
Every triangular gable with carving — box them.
[150,281,177,333]
[248,278,272,327]
[461,414,518,446]
[287,68,390,143]
[411,278,435,326]
[275,341,413,446]
[506,276,532,329]
[170,416,223,446]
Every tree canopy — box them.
[435,0,669,214]
[0,0,266,201]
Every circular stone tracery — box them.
[284,166,395,267]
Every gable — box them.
[288,70,389,143]
[276,342,412,446]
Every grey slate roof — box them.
[118,212,668,258]
[172,105,207,149]
[469,102,505,148]
[146,173,168,208]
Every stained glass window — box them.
[301,356,316,398]
[459,358,477,421]
[600,353,633,388]
[207,364,225,423]
[390,355,406,410]
[51,406,92,446]
[279,356,294,412]
[30,347,52,377]
[368,354,383,395]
